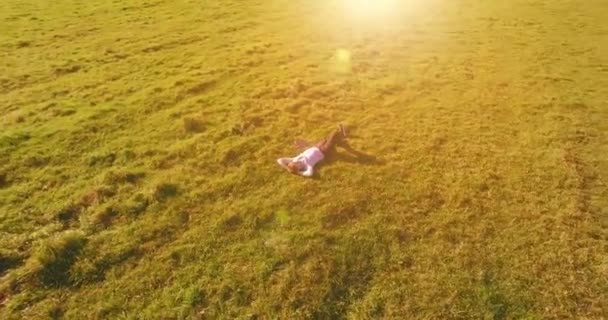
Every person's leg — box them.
[317,129,344,154]
[315,138,327,150]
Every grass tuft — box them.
[221,213,243,231]
[90,204,120,229]
[0,132,30,149]
[0,172,8,188]
[182,287,205,309]
[48,304,64,320]
[153,182,179,202]
[88,152,117,167]
[183,117,206,133]
[24,154,50,167]
[221,150,240,166]
[27,231,86,287]
[79,186,116,208]
[55,203,81,225]
[125,193,150,216]
[0,250,23,277]
[103,170,145,185]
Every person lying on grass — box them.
[277,124,347,177]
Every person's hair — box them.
[287,161,299,174]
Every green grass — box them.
[1,0,608,318]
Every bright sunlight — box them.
[1,0,606,318]
[341,0,401,22]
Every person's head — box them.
[287,161,305,174]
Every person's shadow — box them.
[313,140,384,178]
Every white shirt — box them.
[277,147,325,177]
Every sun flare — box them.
[343,0,400,21]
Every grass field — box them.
[1,0,608,318]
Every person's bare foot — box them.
[339,124,347,138]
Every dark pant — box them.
[316,129,344,154]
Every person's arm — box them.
[277,158,293,168]
[300,164,314,177]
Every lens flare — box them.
[332,49,352,74]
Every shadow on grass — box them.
[314,141,384,179]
